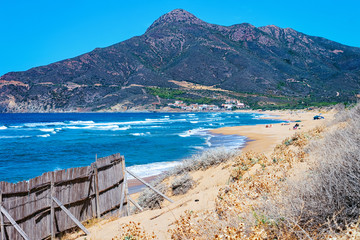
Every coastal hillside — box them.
[1,9,360,112]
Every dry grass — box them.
[169,147,239,175]
[112,221,157,240]
[120,104,360,239]
[137,183,167,210]
[138,147,238,209]
[278,102,360,234]
[169,103,360,239]
[171,173,195,195]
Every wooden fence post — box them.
[50,178,55,240]
[94,155,101,219]
[128,195,143,212]
[119,158,127,216]
[51,197,90,235]
[125,171,130,215]
[0,192,5,240]
[0,206,30,240]
[126,169,174,203]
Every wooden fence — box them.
[0,153,128,240]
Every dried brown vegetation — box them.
[168,104,360,239]
[138,147,238,209]
[112,221,156,240]
[171,173,195,195]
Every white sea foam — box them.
[23,122,66,127]
[179,127,208,137]
[65,126,93,130]
[37,134,50,138]
[0,126,7,130]
[118,125,131,130]
[205,136,212,147]
[127,161,181,179]
[69,120,95,125]
[39,128,55,132]
[190,121,198,124]
[131,132,151,136]
[193,146,204,150]
[0,135,31,139]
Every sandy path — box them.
[72,110,333,240]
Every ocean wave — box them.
[0,126,7,130]
[131,132,151,136]
[179,127,209,137]
[39,128,55,132]
[0,135,31,139]
[190,121,198,124]
[192,146,204,150]
[23,122,66,127]
[37,134,50,138]
[69,120,95,125]
[205,136,212,147]
[127,161,181,179]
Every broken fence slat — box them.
[128,195,143,212]
[125,169,174,203]
[51,197,90,236]
[0,206,30,240]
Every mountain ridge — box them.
[1,9,359,112]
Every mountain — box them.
[1,9,359,112]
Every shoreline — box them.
[211,109,332,153]
[127,111,283,194]
[72,109,335,240]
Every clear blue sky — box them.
[1,0,359,76]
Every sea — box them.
[0,112,284,183]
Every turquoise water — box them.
[0,112,283,182]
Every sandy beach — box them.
[71,109,334,240]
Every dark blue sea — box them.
[0,112,283,182]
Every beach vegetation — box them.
[137,183,167,210]
[137,147,238,210]
[113,221,156,240]
[167,103,360,239]
[171,173,195,195]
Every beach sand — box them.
[72,109,334,240]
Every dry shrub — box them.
[170,147,239,175]
[169,122,336,239]
[169,210,247,240]
[230,151,268,181]
[113,221,156,240]
[332,102,360,124]
[261,103,360,238]
[171,173,195,195]
[137,147,238,209]
[137,183,167,209]
[285,113,360,231]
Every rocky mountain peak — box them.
[146,9,206,31]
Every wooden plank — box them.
[118,180,126,216]
[50,180,55,240]
[0,193,5,240]
[128,195,143,212]
[118,159,126,216]
[125,171,130,215]
[51,197,90,236]
[126,170,174,203]
[94,159,101,219]
[0,206,30,240]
